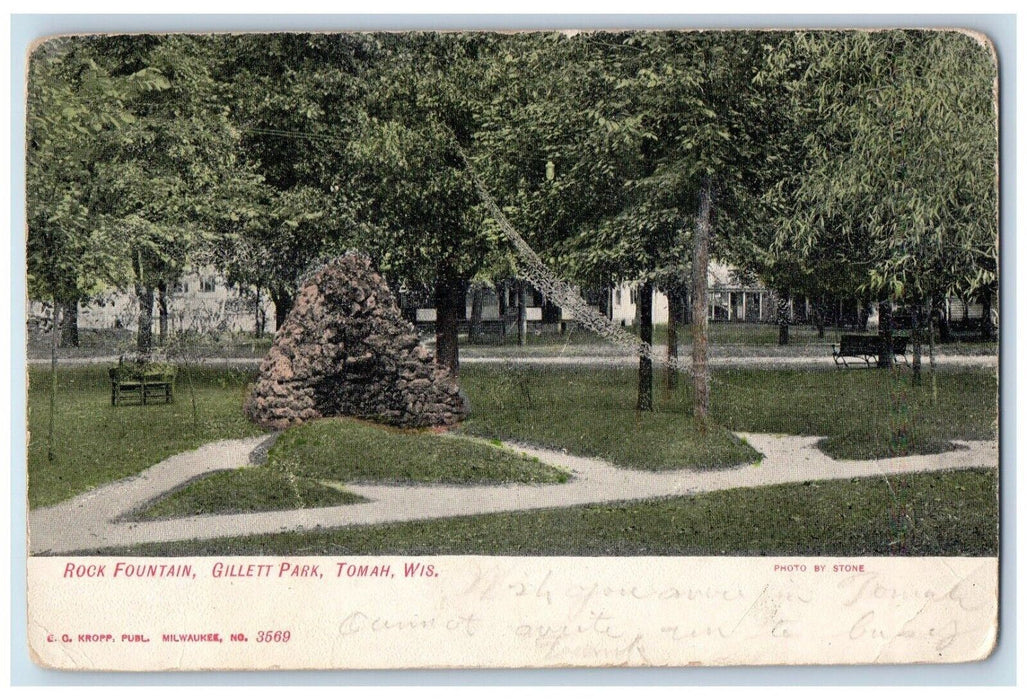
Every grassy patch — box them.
[28,363,995,509]
[136,467,365,520]
[458,365,995,463]
[266,418,569,484]
[90,467,998,557]
[459,365,759,471]
[817,431,958,461]
[28,364,264,509]
[711,368,996,459]
[131,415,568,520]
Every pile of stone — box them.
[244,254,468,430]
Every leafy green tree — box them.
[88,35,256,353]
[604,31,783,421]
[27,40,168,320]
[476,32,690,410]
[212,33,373,328]
[26,38,169,459]
[476,31,788,416]
[763,30,998,379]
[346,32,504,374]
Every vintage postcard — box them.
[23,27,999,670]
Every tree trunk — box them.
[637,280,654,411]
[272,288,294,332]
[497,281,508,318]
[815,295,826,339]
[60,299,79,348]
[541,298,561,325]
[859,301,870,332]
[136,283,154,357]
[877,299,894,368]
[928,295,938,404]
[435,273,463,375]
[48,303,62,463]
[666,289,681,390]
[254,288,265,339]
[691,176,712,425]
[980,288,994,341]
[468,284,484,343]
[157,281,169,347]
[777,290,790,345]
[911,303,922,386]
[516,280,527,346]
[936,298,950,343]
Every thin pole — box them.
[48,302,62,463]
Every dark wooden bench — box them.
[109,364,176,406]
[832,334,910,368]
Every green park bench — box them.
[109,363,176,406]
[832,334,910,368]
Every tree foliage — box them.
[27,30,999,360]
[212,34,373,315]
[26,39,169,304]
[761,30,998,305]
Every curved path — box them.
[28,432,997,555]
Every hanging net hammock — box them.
[454,144,695,375]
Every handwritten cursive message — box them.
[28,556,997,670]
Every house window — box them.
[200,277,216,293]
[615,289,622,305]
[173,281,189,294]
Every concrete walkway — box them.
[28,431,997,555]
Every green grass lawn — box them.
[91,467,998,557]
[661,322,828,347]
[137,417,568,520]
[265,418,568,484]
[711,368,996,459]
[458,367,760,471]
[29,364,996,509]
[136,467,365,520]
[28,364,264,509]
[30,362,997,556]
[459,365,996,462]
[28,365,565,512]
[458,322,997,357]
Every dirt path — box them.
[28,432,997,555]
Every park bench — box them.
[109,363,176,406]
[832,334,910,368]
